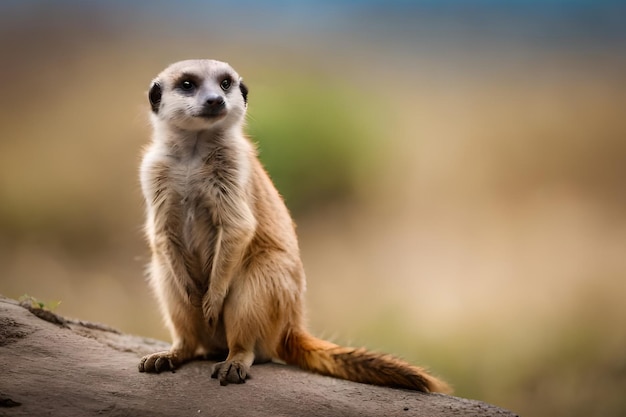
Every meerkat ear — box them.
[239,81,248,105]
[148,82,162,113]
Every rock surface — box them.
[0,296,518,417]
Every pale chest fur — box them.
[140,135,253,282]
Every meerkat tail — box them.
[278,329,452,393]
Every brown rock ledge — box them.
[0,296,518,417]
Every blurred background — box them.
[1,0,625,415]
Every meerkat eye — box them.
[179,79,196,91]
[220,78,231,91]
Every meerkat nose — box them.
[204,94,225,109]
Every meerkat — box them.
[138,59,451,393]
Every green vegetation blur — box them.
[1,2,625,416]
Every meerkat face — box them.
[148,59,248,132]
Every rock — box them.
[0,296,518,417]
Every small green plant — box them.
[19,294,62,311]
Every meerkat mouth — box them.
[197,109,227,120]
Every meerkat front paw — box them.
[138,350,181,373]
[204,305,221,329]
[202,293,224,329]
[211,360,249,385]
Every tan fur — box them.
[138,59,451,393]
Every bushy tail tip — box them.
[278,329,451,394]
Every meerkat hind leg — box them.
[210,323,256,385]
[139,260,210,373]
[211,259,289,385]
[210,277,264,384]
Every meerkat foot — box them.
[138,350,182,373]
[211,360,249,385]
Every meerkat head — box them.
[148,59,248,132]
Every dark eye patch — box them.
[218,73,234,92]
[174,73,201,94]
[180,80,195,91]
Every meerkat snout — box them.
[201,94,226,118]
